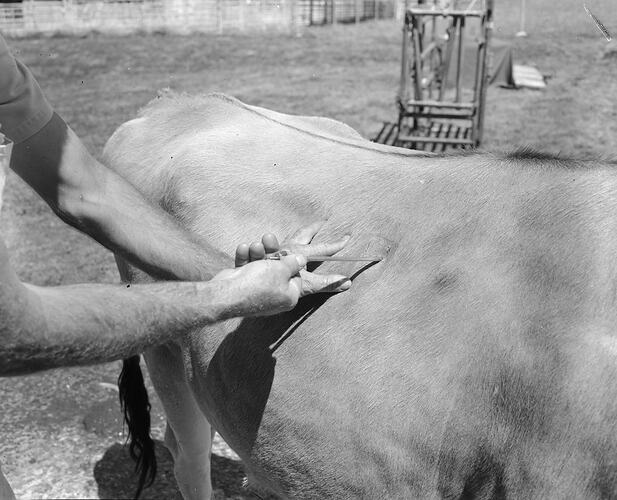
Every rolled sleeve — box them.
[0,35,53,144]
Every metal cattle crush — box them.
[374,0,494,151]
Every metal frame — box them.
[375,0,494,151]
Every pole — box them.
[290,0,296,34]
[516,0,527,37]
[216,0,223,34]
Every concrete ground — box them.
[0,361,251,499]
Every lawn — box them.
[1,0,616,497]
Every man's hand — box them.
[233,221,351,296]
[214,253,350,316]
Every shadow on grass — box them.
[94,440,252,499]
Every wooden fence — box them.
[0,0,401,36]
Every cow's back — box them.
[104,94,617,499]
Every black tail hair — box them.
[118,355,157,499]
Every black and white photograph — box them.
[1,0,616,498]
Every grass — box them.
[1,0,616,497]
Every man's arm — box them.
[1,231,337,376]
[1,37,347,281]
[1,36,226,280]
[12,113,349,281]
[11,112,231,281]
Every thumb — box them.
[299,270,352,296]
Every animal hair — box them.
[118,355,157,499]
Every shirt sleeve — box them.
[0,34,54,144]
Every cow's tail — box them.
[118,355,157,499]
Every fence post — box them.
[516,0,527,37]
[240,0,245,31]
[216,0,223,33]
[62,0,69,34]
[290,0,296,33]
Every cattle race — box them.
[1,0,617,498]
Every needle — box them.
[266,251,382,263]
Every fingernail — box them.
[340,280,352,290]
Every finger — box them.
[280,253,307,276]
[235,243,250,267]
[261,233,280,254]
[299,270,351,296]
[288,275,303,304]
[249,242,266,262]
[285,220,326,245]
[298,235,351,258]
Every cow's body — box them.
[103,93,617,499]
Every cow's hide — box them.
[104,93,617,499]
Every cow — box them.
[103,92,617,499]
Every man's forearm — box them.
[1,278,240,376]
[11,113,230,281]
[79,161,232,281]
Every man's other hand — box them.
[234,220,350,267]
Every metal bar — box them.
[404,116,475,124]
[429,11,437,99]
[439,19,456,101]
[373,124,387,143]
[464,0,479,11]
[471,40,484,145]
[454,123,463,141]
[455,16,465,102]
[402,111,475,120]
[407,9,486,17]
[418,9,425,88]
[431,122,442,152]
[411,15,424,101]
[396,135,474,145]
[439,122,451,152]
[476,4,493,145]
[386,123,400,144]
[403,99,475,109]
[444,123,454,139]
[420,40,438,61]
[472,36,484,103]
[397,14,411,106]
[423,68,437,89]
[430,4,436,38]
